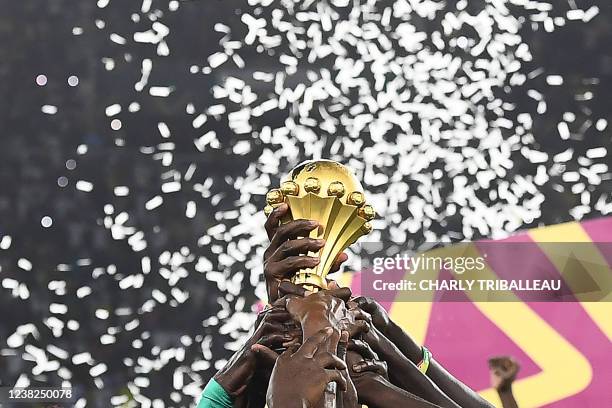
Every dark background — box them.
[0,0,610,406]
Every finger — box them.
[264,203,289,240]
[261,307,292,321]
[348,320,369,338]
[351,361,369,373]
[323,326,341,354]
[329,252,349,273]
[270,238,326,261]
[350,308,372,323]
[266,311,293,323]
[257,335,287,350]
[345,349,363,366]
[279,281,312,298]
[269,219,320,255]
[363,329,385,356]
[347,339,376,359]
[282,323,302,335]
[279,327,302,342]
[352,360,387,376]
[256,304,282,325]
[325,370,347,392]
[324,287,352,302]
[258,320,285,335]
[336,330,349,360]
[270,256,320,280]
[504,357,520,371]
[286,342,300,355]
[315,352,347,371]
[299,327,333,358]
[251,344,280,365]
[259,328,294,342]
[354,296,376,313]
[372,360,388,377]
[282,338,302,348]
[258,306,290,320]
[284,325,302,335]
[488,356,507,368]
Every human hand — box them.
[347,339,388,379]
[345,334,388,397]
[264,204,349,301]
[257,327,348,408]
[353,296,391,334]
[264,205,323,302]
[214,306,300,397]
[285,290,351,340]
[346,347,389,406]
[489,356,520,393]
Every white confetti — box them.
[41,105,58,114]
[145,195,163,210]
[76,180,94,192]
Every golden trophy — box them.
[264,159,375,291]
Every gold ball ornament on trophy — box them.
[264,160,375,292]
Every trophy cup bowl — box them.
[264,160,375,291]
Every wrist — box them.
[354,376,376,399]
[201,378,234,407]
[497,384,514,395]
[214,350,253,396]
[214,372,243,397]
[380,318,393,337]
[355,374,388,406]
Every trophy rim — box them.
[284,159,364,199]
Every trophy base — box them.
[292,271,327,292]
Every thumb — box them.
[251,344,280,365]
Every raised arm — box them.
[258,327,348,408]
[489,356,520,408]
[362,324,461,408]
[356,297,495,408]
[197,304,300,408]
[346,348,443,408]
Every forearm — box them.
[498,389,519,408]
[367,330,459,408]
[214,344,254,398]
[385,320,422,363]
[386,321,493,408]
[427,361,494,408]
[359,376,444,408]
[245,382,267,408]
[386,355,460,408]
